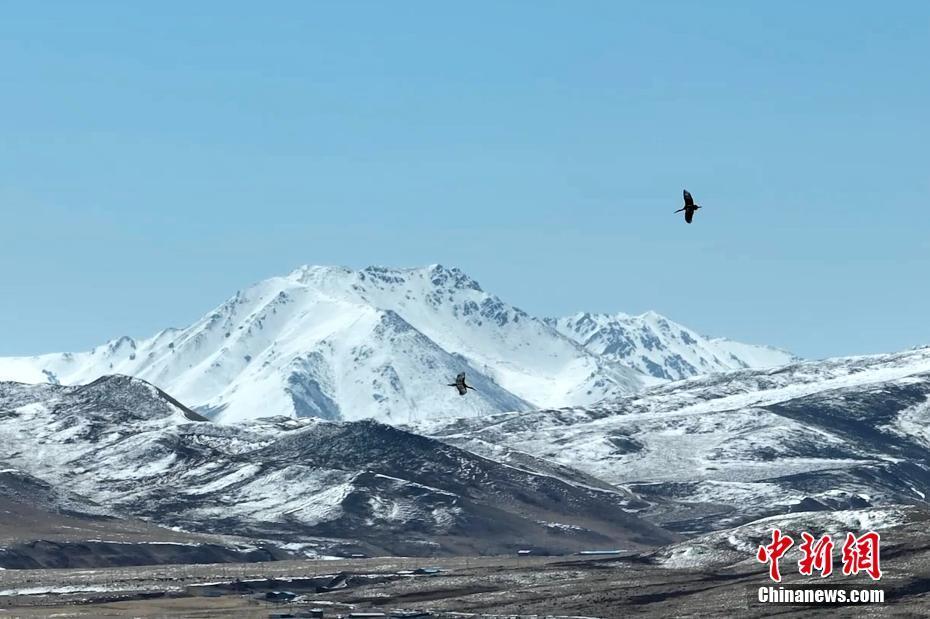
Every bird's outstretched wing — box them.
[685,209,694,224]
[683,189,694,207]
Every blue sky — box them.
[1,1,927,359]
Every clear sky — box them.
[1,1,927,359]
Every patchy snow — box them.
[414,347,930,535]
[418,347,930,485]
[655,506,914,569]
[0,585,129,596]
[186,463,263,495]
[537,521,590,532]
[883,398,930,447]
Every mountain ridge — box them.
[4,346,930,561]
[549,310,798,381]
[0,375,677,557]
[413,345,930,535]
[0,264,794,423]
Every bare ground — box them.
[0,546,925,618]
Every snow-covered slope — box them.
[549,311,798,381]
[0,376,676,556]
[0,265,796,424]
[4,346,930,560]
[414,346,930,535]
[0,266,645,423]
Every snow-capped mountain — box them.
[3,346,930,563]
[0,375,676,557]
[0,265,792,424]
[549,311,798,381]
[414,346,930,535]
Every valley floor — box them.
[1,541,926,619]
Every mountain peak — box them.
[284,264,484,294]
[639,309,665,321]
[552,311,797,381]
[0,265,795,424]
[287,264,353,285]
[72,374,209,423]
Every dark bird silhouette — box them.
[675,189,701,223]
[447,372,476,396]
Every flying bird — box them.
[675,189,701,223]
[448,372,476,396]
